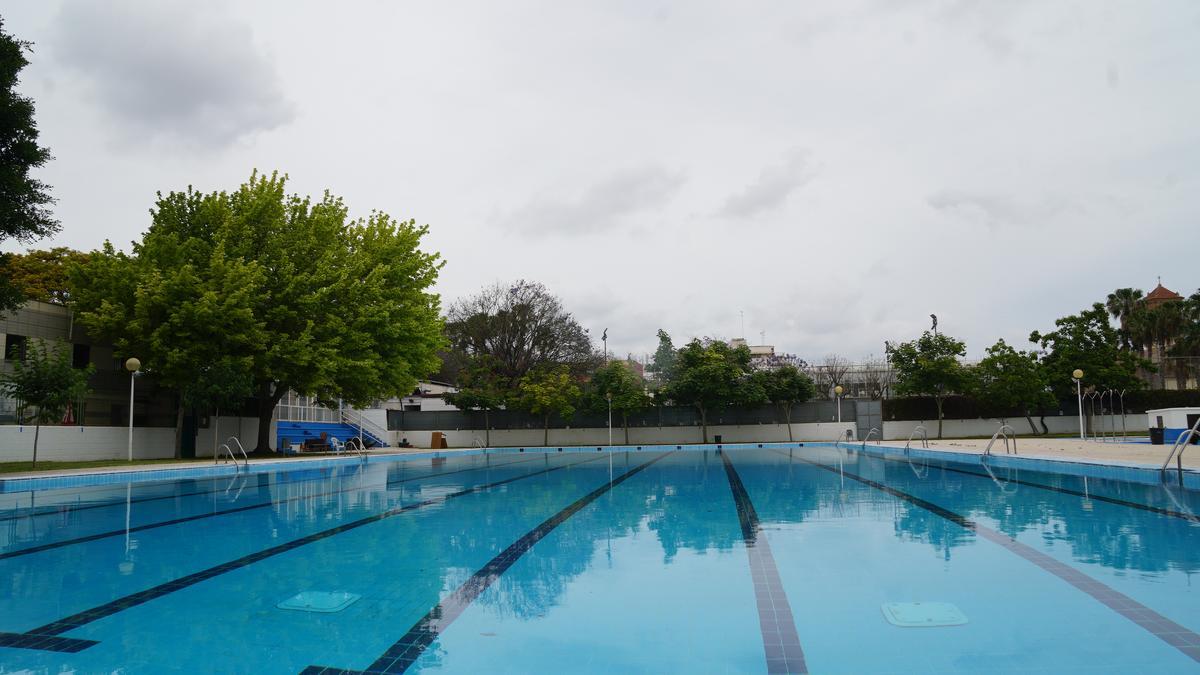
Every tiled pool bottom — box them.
[1,448,1198,673]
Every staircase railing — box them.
[339,409,389,448]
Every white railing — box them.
[983,424,1017,456]
[860,427,880,450]
[339,409,389,448]
[904,426,929,453]
[215,436,249,469]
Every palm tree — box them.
[1106,287,1144,351]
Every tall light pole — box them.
[1072,369,1084,440]
[834,385,844,423]
[602,328,608,365]
[126,357,141,461]
[606,391,613,447]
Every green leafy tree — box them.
[514,365,580,446]
[647,329,677,379]
[760,364,816,441]
[72,171,446,452]
[584,360,651,444]
[0,20,59,313]
[1,247,91,305]
[665,339,763,443]
[1168,289,1200,389]
[971,339,1055,435]
[443,356,507,445]
[887,331,968,439]
[1030,303,1146,399]
[1,339,92,467]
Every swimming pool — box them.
[1,445,1198,673]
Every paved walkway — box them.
[918,437,1199,470]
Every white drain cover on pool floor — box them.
[881,602,967,627]
[277,591,361,613]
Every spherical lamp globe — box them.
[125,357,141,373]
[1072,369,1083,380]
[834,385,844,396]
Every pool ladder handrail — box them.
[860,427,880,451]
[834,428,853,450]
[216,436,249,469]
[1160,415,1200,480]
[904,426,929,453]
[983,424,1017,456]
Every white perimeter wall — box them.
[0,416,271,462]
[392,422,856,449]
[882,414,1148,440]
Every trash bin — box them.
[1149,427,1165,445]
[714,434,723,444]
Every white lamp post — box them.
[606,392,613,447]
[834,385,844,423]
[125,357,141,461]
[1072,369,1084,441]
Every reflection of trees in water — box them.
[878,459,1200,576]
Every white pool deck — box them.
[2,438,1195,482]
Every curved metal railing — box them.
[904,426,929,453]
[859,427,880,451]
[983,425,1017,456]
[216,436,249,469]
[1161,415,1200,481]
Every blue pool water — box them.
[1,445,1199,673]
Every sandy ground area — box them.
[918,437,1199,470]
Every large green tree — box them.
[0,20,59,313]
[759,364,816,441]
[971,339,1055,435]
[1,247,90,304]
[514,365,580,446]
[1030,303,1145,399]
[584,360,651,444]
[73,171,446,453]
[665,339,763,443]
[443,355,507,446]
[0,339,92,467]
[887,331,968,439]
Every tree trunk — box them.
[173,399,185,460]
[935,396,944,439]
[699,405,709,443]
[254,382,288,453]
[1039,415,1049,435]
[1026,414,1039,435]
[783,403,794,442]
[543,412,549,446]
[622,411,629,445]
[32,422,40,468]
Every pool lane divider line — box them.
[865,450,1200,522]
[785,453,1200,664]
[11,454,609,651]
[0,455,545,561]
[720,451,808,675]
[300,452,674,675]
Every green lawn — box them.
[0,457,213,475]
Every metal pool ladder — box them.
[1161,416,1200,481]
[216,436,249,469]
[904,426,929,453]
[860,427,880,450]
[983,425,1017,456]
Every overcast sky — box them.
[3,1,1199,363]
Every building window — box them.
[73,343,91,369]
[4,334,27,361]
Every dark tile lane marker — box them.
[5,454,607,653]
[781,452,1200,665]
[0,456,543,561]
[300,452,673,675]
[720,451,808,675]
